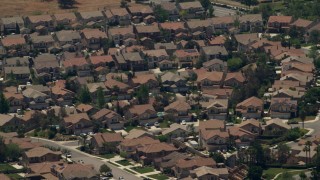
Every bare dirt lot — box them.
[0,0,121,17]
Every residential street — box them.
[30,137,141,180]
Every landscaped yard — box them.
[0,164,16,171]
[263,168,300,180]
[99,153,116,159]
[148,173,169,180]
[131,166,155,174]
[116,160,132,166]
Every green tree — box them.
[299,171,307,180]
[5,143,21,161]
[259,4,272,21]
[227,57,243,71]
[0,137,6,162]
[278,143,291,163]
[136,85,149,104]
[0,91,9,114]
[78,86,92,104]
[299,108,306,129]
[247,166,263,180]
[157,135,168,142]
[99,164,111,174]
[210,152,225,163]
[97,87,105,109]
[154,5,169,23]
[58,0,76,8]
[310,30,320,44]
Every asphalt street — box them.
[213,5,237,17]
[30,137,141,180]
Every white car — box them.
[181,120,186,125]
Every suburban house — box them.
[269,97,297,119]
[119,136,160,156]
[25,15,54,31]
[0,114,24,130]
[159,2,179,21]
[23,147,61,164]
[125,129,153,139]
[267,16,293,32]
[203,99,229,120]
[132,73,159,90]
[33,53,60,80]
[177,1,205,19]
[63,113,93,135]
[224,72,246,87]
[203,58,227,72]
[22,88,50,110]
[54,30,82,51]
[189,166,229,180]
[125,104,158,125]
[134,24,161,41]
[4,67,30,83]
[126,5,154,23]
[238,119,262,135]
[91,132,123,154]
[52,12,78,29]
[237,14,263,32]
[200,46,228,60]
[263,119,291,136]
[164,100,191,122]
[78,11,105,26]
[4,91,24,113]
[80,28,108,50]
[62,57,90,77]
[51,163,99,180]
[162,123,189,140]
[173,157,216,179]
[29,33,55,52]
[234,33,260,52]
[143,49,169,68]
[1,35,28,57]
[211,16,234,32]
[159,22,187,40]
[174,49,200,68]
[108,26,135,46]
[1,17,25,34]
[136,142,177,165]
[104,8,131,26]
[122,52,146,71]
[91,108,124,130]
[236,96,264,119]
[198,120,228,151]
[195,69,224,87]
[160,72,189,93]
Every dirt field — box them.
[0,0,121,17]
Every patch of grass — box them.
[148,174,169,180]
[263,168,297,180]
[0,164,16,171]
[99,153,116,159]
[124,168,137,174]
[6,174,21,180]
[116,159,132,166]
[292,116,316,122]
[160,120,171,128]
[124,126,143,132]
[131,166,155,174]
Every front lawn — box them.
[292,116,316,122]
[116,160,132,166]
[131,166,155,174]
[263,168,285,179]
[148,173,169,180]
[0,164,16,171]
[263,168,298,180]
[99,153,116,159]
